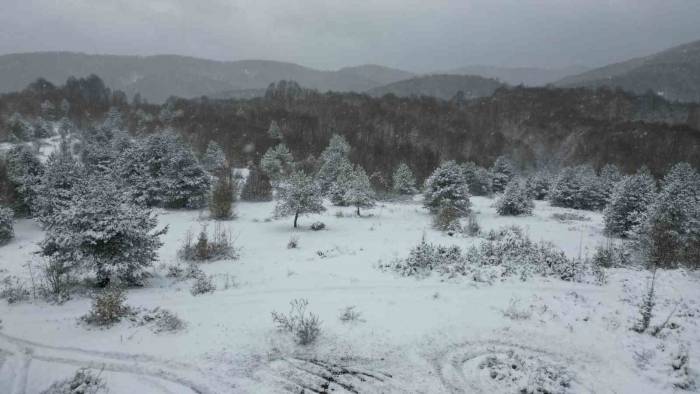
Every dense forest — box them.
[1,76,698,182]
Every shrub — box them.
[490,156,516,193]
[462,162,492,196]
[271,298,321,345]
[310,221,325,231]
[82,287,131,327]
[603,170,656,237]
[339,306,363,323]
[465,213,480,236]
[40,368,106,394]
[0,276,30,304]
[190,274,215,296]
[240,164,273,201]
[140,308,186,333]
[549,165,606,210]
[287,235,299,249]
[433,203,461,233]
[633,271,656,333]
[0,207,14,244]
[178,224,238,262]
[591,239,629,268]
[495,179,534,216]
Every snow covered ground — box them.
[0,197,698,393]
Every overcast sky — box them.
[1,0,699,72]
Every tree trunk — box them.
[356,205,360,216]
[294,212,299,228]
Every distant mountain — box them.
[446,65,589,86]
[0,52,413,102]
[556,39,700,102]
[366,74,505,100]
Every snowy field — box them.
[1,197,698,393]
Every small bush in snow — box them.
[310,221,326,231]
[633,271,656,333]
[433,203,462,233]
[495,179,534,216]
[190,274,215,296]
[82,287,131,327]
[287,235,299,249]
[140,308,186,333]
[0,276,30,304]
[178,224,238,262]
[501,297,532,320]
[40,368,106,394]
[591,238,629,268]
[271,298,321,345]
[670,344,694,390]
[339,306,363,323]
[209,171,235,220]
[0,207,14,244]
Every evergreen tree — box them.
[525,170,552,200]
[39,174,167,285]
[268,120,283,139]
[0,206,14,245]
[240,164,273,201]
[496,179,534,216]
[316,134,352,193]
[633,163,700,268]
[463,162,492,196]
[35,139,85,226]
[392,162,417,195]
[327,158,354,206]
[5,145,43,216]
[491,156,516,193]
[261,143,295,184]
[603,170,656,237]
[344,166,375,216]
[209,170,235,220]
[274,171,325,228]
[599,163,623,202]
[7,113,34,141]
[202,140,227,175]
[549,165,606,210]
[163,143,211,208]
[423,161,471,215]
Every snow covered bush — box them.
[40,368,106,394]
[287,235,299,249]
[591,238,629,268]
[633,162,699,268]
[462,162,492,196]
[344,165,375,215]
[603,169,656,237]
[178,224,238,262]
[496,179,534,216]
[384,226,593,283]
[490,156,516,193]
[82,286,131,327]
[525,170,552,200]
[433,203,462,234]
[209,171,235,220]
[190,274,215,296]
[39,174,167,286]
[139,307,186,333]
[633,271,656,333]
[392,162,417,195]
[339,306,363,323]
[274,171,325,228]
[599,163,623,202]
[271,298,321,345]
[0,276,30,304]
[240,164,272,201]
[423,161,470,215]
[261,143,295,184]
[34,140,84,226]
[549,165,606,210]
[0,206,14,244]
[310,221,325,231]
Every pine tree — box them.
[35,139,85,226]
[5,145,44,216]
[423,161,471,215]
[549,165,606,210]
[202,140,227,175]
[210,170,235,220]
[163,143,211,208]
[599,163,623,202]
[268,120,283,139]
[240,164,273,201]
[0,206,14,245]
[392,162,417,195]
[316,134,352,193]
[603,169,656,237]
[525,170,552,200]
[39,174,167,285]
[274,171,325,228]
[261,143,295,184]
[491,156,516,193]
[463,162,492,196]
[496,179,534,216]
[633,162,700,268]
[7,112,34,141]
[327,158,354,206]
[344,166,375,216]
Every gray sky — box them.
[1,0,699,72]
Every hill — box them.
[366,74,505,100]
[0,52,412,103]
[556,39,700,102]
[447,65,589,86]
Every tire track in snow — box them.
[0,332,219,394]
